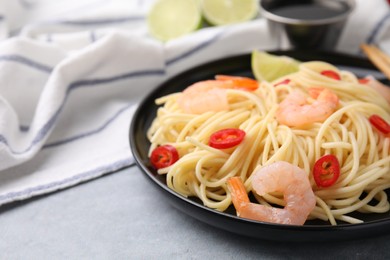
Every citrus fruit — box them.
[201,0,259,26]
[251,50,300,82]
[147,0,202,42]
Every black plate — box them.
[129,50,390,242]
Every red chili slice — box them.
[274,79,291,87]
[313,154,340,188]
[321,70,341,80]
[369,114,390,135]
[215,75,258,91]
[358,78,370,84]
[150,145,179,169]
[209,128,246,149]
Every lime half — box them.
[147,0,202,42]
[201,0,259,26]
[251,50,300,82]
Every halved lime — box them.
[251,50,300,82]
[147,0,202,42]
[201,0,259,26]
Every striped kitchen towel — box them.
[0,0,388,206]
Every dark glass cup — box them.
[260,0,356,50]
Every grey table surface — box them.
[1,164,390,259]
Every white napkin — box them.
[0,0,388,206]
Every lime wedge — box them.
[201,0,259,26]
[147,0,202,42]
[251,50,300,82]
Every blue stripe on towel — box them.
[0,54,53,73]
[90,30,97,42]
[43,102,134,149]
[166,29,225,66]
[18,0,35,9]
[68,70,163,90]
[51,16,145,26]
[10,15,144,36]
[366,11,390,44]
[0,158,134,204]
[19,125,30,132]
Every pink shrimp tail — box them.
[227,162,316,225]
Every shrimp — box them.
[177,80,230,114]
[177,76,258,114]
[362,75,390,104]
[226,161,316,225]
[275,88,339,127]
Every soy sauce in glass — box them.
[271,3,349,21]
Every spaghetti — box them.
[147,59,390,225]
